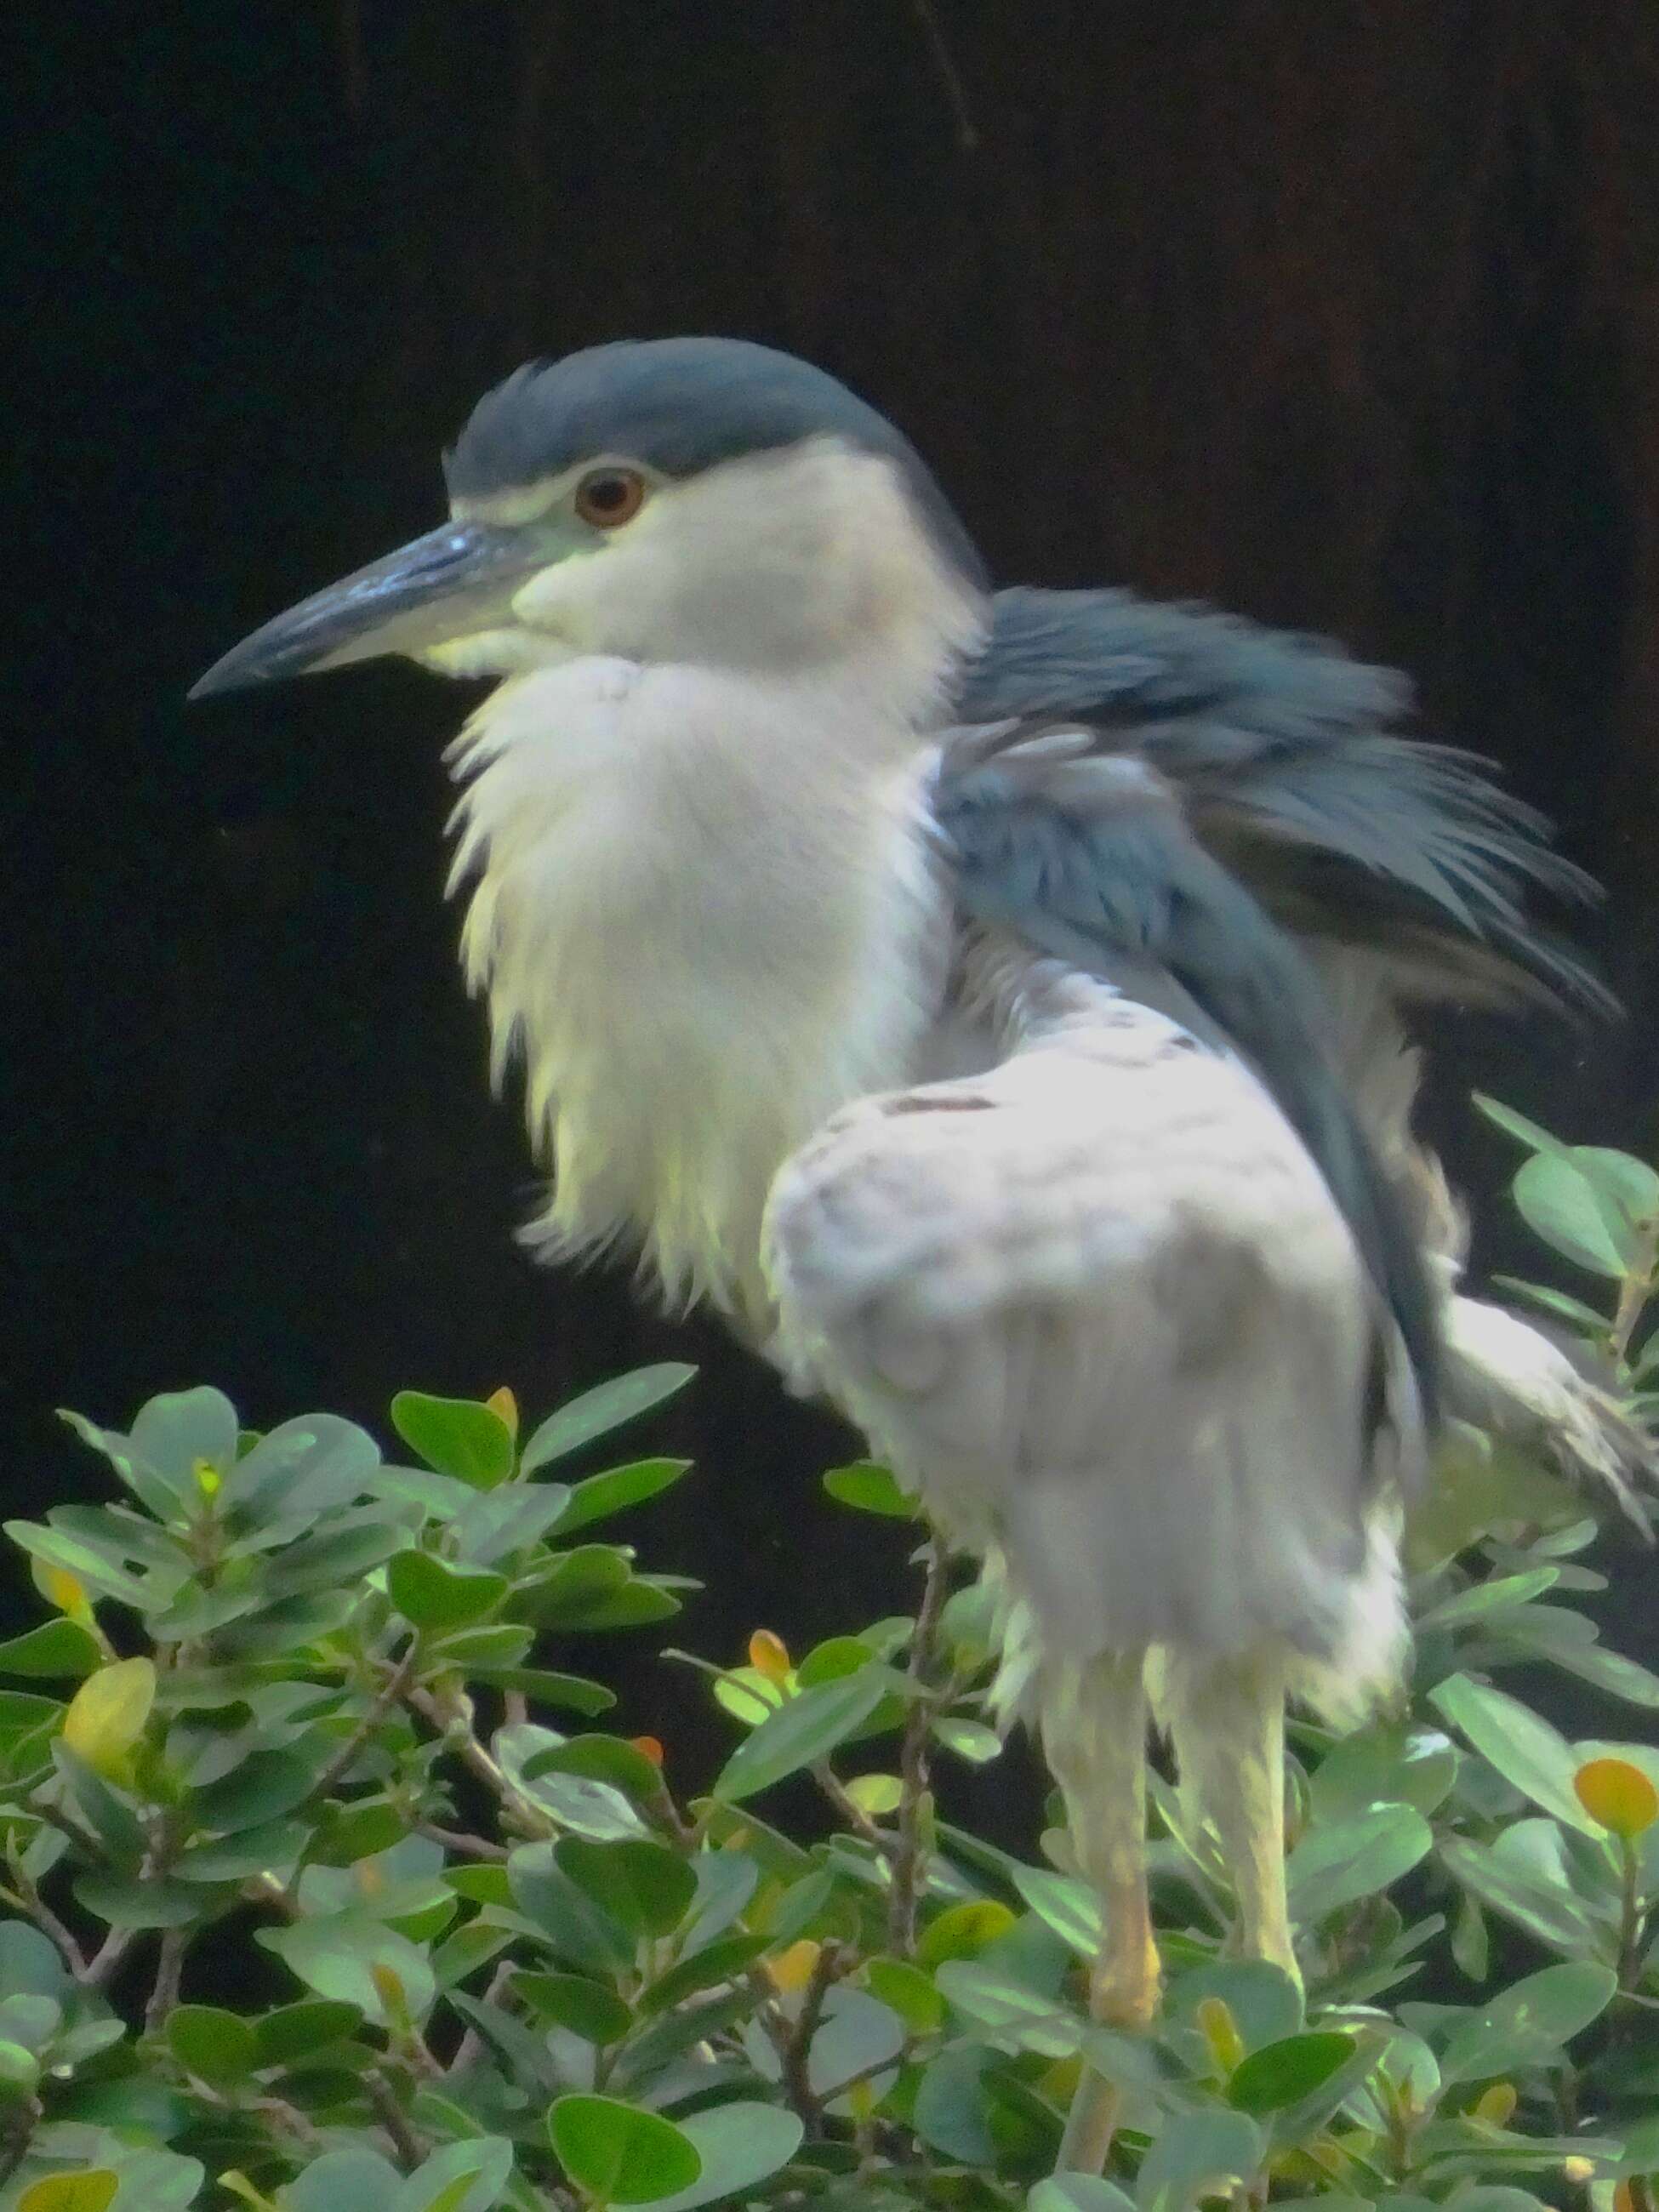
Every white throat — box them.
[444,603,975,1325]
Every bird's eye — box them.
[574,468,647,528]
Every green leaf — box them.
[712,1668,891,1803]
[1030,2183,1138,2212]
[391,2137,515,2212]
[934,1959,1080,2057]
[916,1897,1021,1968]
[194,1746,329,1833]
[124,1387,240,1509]
[1512,1149,1659,1279]
[1309,1726,1459,1821]
[522,1365,697,1474]
[634,2103,802,2212]
[0,1923,71,1998]
[555,1836,696,1938]
[391,1393,516,1491]
[1475,1096,1573,1160]
[821,1462,916,1518]
[279,2150,402,2212]
[864,1956,947,2035]
[548,2094,702,2205]
[72,1872,207,1928]
[386,1549,508,1631]
[16,2176,121,2212]
[522,1736,666,1804]
[468,1666,615,1716]
[932,1716,1002,1764]
[1438,1822,1601,1956]
[807,1987,907,2100]
[1135,2109,1263,2211]
[258,1914,436,2026]
[1285,1803,1432,1921]
[509,1843,636,1972]
[550,1458,693,1537]
[1438,1961,1617,2082]
[1429,1673,1600,1832]
[639,1931,767,2015]
[1418,1568,1560,1631]
[0,1620,103,1679]
[914,2043,997,2162]
[176,1816,310,1882]
[514,1971,632,2044]
[220,1413,382,1530]
[255,1998,364,2066]
[167,2004,259,2086]
[1227,2031,1355,2112]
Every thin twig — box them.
[365,2068,425,2171]
[448,1958,517,2078]
[82,1926,140,1993]
[310,1643,420,1807]
[781,1941,842,2127]
[887,1534,951,1955]
[145,1928,187,2036]
[417,1821,508,1862]
[1611,1219,1659,1365]
[406,1685,548,1834]
[812,1764,888,1850]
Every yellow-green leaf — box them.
[60,1657,155,1782]
[18,2175,121,2212]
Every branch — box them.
[365,2068,425,2172]
[887,1534,951,1955]
[780,1941,842,2129]
[309,1642,419,1808]
[145,1928,186,2037]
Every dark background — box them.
[9,3,1659,1799]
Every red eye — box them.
[574,467,647,527]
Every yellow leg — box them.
[1166,1651,1300,1988]
[1042,1650,1158,2173]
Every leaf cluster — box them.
[0,1116,1656,2211]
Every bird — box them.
[193,335,1650,2165]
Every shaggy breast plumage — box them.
[443,657,949,1326]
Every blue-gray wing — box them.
[954,587,1605,1012]
[929,719,1440,1425]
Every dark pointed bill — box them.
[189,521,540,699]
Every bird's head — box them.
[191,337,989,698]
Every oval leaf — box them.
[391,1393,516,1490]
[17,2177,121,2212]
[712,1668,890,1804]
[522,1365,696,1474]
[636,2103,803,2212]
[548,2095,701,2205]
[1228,2031,1355,2113]
[61,1657,154,1782]
[821,1462,917,1518]
[555,1837,696,1938]
[385,1550,508,1632]
[1430,1674,1599,1833]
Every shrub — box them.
[1,1116,1656,2211]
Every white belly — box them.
[445,657,949,1325]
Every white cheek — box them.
[510,551,608,641]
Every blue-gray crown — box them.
[445,336,988,590]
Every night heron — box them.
[194,337,1647,2157]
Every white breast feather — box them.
[445,658,949,1325]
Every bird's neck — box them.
[445,650,959,1324]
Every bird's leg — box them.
[1042,1648,1157,2174]
[1166,1650,1299,1987]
